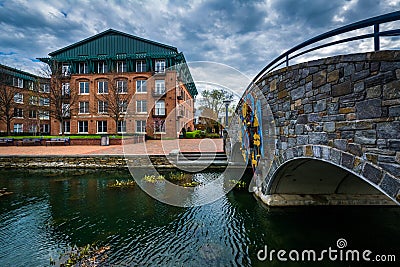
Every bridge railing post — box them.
[374,23,380,51]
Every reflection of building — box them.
[39,29,197,138]
[0,64,51,134]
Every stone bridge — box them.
[227,50,400,206]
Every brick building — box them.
[0,64,51,135]
[39,29,197,138]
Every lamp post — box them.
[223,99,231,128]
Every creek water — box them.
[0,169,399,266]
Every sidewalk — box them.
[0,139,223,156]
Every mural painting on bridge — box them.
[239,92,264,172]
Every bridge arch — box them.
[259,145,398,206]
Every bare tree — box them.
[41,61,77,135]
[0,71,19,135]
[198,88,234,119]
[95,73,132,134]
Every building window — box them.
[41,124,50,133]
[39,97,50,107]
[155,80,165,94]
[39,111,50,120]
[155,59,166,73]
[29,96,38,105]
[13,77,23,88]
[78,62,88,74]
[79,101,89,114]
[62,103,70,117]
[60,121,70,134]
[136,80,146,93]
[79,82,89,94]
[97,121,107,133]
[117,80,127,93]
[136,60,146,72]
[154,120,166,133]
[78,121,88,133]
[98,81,108,94]
[98,101,108,113]
[14,93,23,104]
[13,123,23,133]
[29,110,37,119]
[136,100,147,113]
[97,61,108,73]
[119,100,128,113]
[116,61,127,72]
[14,108,23,118]
[62,83,70,96]
[155,100,165,115]
[29,124,38,133]
[136,120,146,133]
[40,83,50,93]
[62,64,70,76]
[117,120,126,133]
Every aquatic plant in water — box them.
[142,174,165,183]
[107,179,135,188]
[182,181,200,187]
[50,243,110,267]
[228,180,247,190]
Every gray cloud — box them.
[0,0,399,87]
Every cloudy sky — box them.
[1,0,400,83]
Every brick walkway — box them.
[0,139,223,156]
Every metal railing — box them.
[254,11,400,83]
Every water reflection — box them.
[0,169,399,266]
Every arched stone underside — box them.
[229,51,400,206]
[254,145,399,206]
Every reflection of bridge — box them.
[226,12,400,206]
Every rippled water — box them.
[0,169,399,266]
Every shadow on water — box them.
[0,169,399,266]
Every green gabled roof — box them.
[0,63,39,81]
[48,29,178,58]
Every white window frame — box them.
[136,80,146,93]
[29,96,38,105]
[79,101,89,114]
[60,121,70,134]
[13,77,23,88]
[155,59,166,73]
[39,97,50,107]
[78,62,88,74]
[62,83,70,96]
[136,120,146,133]
[79,82,89,94]
[39,110,50,120]
[29,110,37,119]
[97,61,108,73]
[117,120,126,133]
[78,121,89,133]
[62,103,70,117]
[97,120,107,133]
[98,101,108,114]
[117,80,128,93]
[41,124,50,133]
[116,61,127,72]
[62,64,70,76]
[13,123,23,133]
[136,100,147,113]
[136,60,146,72]
[155,100,165,115]
[119,100,128,113]
[14,108,23,118]
[40,83,50,93]
[155,80,165,94]
[97,81,108,94]
[14,92,23,104]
